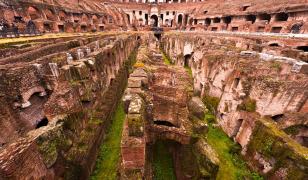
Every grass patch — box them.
[91,103,125,180]
[204,114,263,180]
[184,66,193,78]
[162,52,172,65]
[153,140,176,180]
[202,95,220,114]
[237,98,256,112]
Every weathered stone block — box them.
[127,114,144,137]
[188,97,207,120]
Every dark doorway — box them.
[151,15,159,27]
[36,118,49,129]
[223,16,232,24]
[275,13,289,21]
[184,54,191,67]
[145,14,149,25]
[178,14,183,25]
[246,15,256,24]
[271,114,284,121]
[154,120,175,127]
[126,14,130,24]
[271,27,282,33]
[205,18,211,25]
[296,46,308,52]
[58,25,64,32]
[259,13,271,22]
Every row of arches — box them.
[0,4,123,34]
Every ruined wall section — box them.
[162,33,308,179]
[0,34,140,179]
[0,0,129,33]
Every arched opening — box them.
[233,78,240,89]
[271,114,284,121]
[275,13,288,21]
[246,15,256,24]
[28,6,40,20]
[150,14,158,27]
[259,13,271,22]
[268,43,280,47]
[184,54,191,67]
[36,118,48,129]
[58,25,64,32]
[271,27,282,33]
[43,22,51,32]
[222,16,232,24]
[126,14,130,24]
[81,25,87,32]
[205,18,211,25]
[213,17,221,23]
[296,46,308,52]
[154,120,175,127]
[178,14,183,25]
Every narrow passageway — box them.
[146,40,195,179]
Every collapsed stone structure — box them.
[0,0,307,179]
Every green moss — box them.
[205,123,263,180]
[202,95,220,114]
[160,49,173,65]
[91,103,126,180]
[153,140,176,180]
[201,112,263,180]
[237,98,256,112]
[127,114,144,137]
[185,66,193,78]
[247,119,308,179]
[284,124,307,135]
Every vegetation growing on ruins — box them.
[200,93,262,180]
[204,115,263,180]
[162,50,173,65]
[91,103,125,180]
[237,98,257,112]
[153,140,177,180]
[247,118,308,179]
[202,95,220,114]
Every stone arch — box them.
[150,14,158,27]
[258,13,271,22]
[177,14,183,25]
[205,18,211,25]
[28,6,41,20]
[22,86,46,103]
[275,12,288,21]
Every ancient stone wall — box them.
[0,33,140,179]
[162,32,308,179]
[0,0,129,35]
